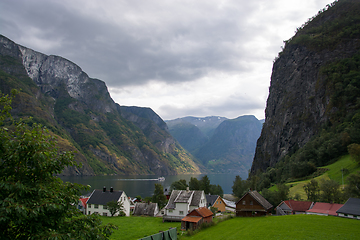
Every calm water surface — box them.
[59,173,244,198]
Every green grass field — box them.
[287,155,360,199]
[180,214,360,240]
[100,216,180,240]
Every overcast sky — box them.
[0,0,333,120]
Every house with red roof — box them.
[276,200,314,215]
[181,207,213,231]
[78,197,89,214]
[305,202,343,216]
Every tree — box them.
[189,177,200,190]
[210,184,224,197]
[200,175,211,194]
[170,179,188,190]
[0,91,116,239]
[152,183,167,209]
[232,175,248,198]
[319,179,343,203]
[303,179,320,202]
[106,200,124,217]
[344,172,360,198]
[348,143,360,164]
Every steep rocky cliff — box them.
[251,0,360,175]
[0,35,202,176]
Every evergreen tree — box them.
[152,183,167,209]
[189,177,200,190]
[200,175,211,194]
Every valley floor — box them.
[101,214,360,240]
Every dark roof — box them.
[87,189,123,205]
[165,190,204,209]
[206,195,219,207]
[133,202,158,216]
[237,190,273,211]
[336,198,360,216]
[190,191,204,206]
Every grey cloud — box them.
[0,0,264,87]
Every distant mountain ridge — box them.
[0,34,202,176]
[167,115,262,174]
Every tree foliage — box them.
[232,175,249,198]
[303,179,320,202]
[0,91,116,239]
[344,172,360,198]
[106,200,124,217]
[152,183,167,209]
[170,179,188,190]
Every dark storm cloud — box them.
[0,0,261,87]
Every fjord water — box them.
[59,173,242,198]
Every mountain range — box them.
[0,34,202,176]
[167,115,262,175]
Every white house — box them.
[87,187,131,216]
[163,189,207,222]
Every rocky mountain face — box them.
[251,0,360,175]
[0,35,202,176]
[167,115,262,174]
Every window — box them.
[103,212,107,216]
[169,210,173,213]
[94,204,99,209]
[250,201,253,205]
[88,211,91,215]
[179,211,184,215]
[242,201,246,205]
[103,205,107,209]
[88,204,91,208]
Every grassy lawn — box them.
[180,214,360,240]
[100,216,180,240]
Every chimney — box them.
[103,186,106,192]
[186,187,189,192]
[110,187,113,192]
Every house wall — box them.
[87,192,131,216]
[212,197,226,212]
[166,202,189,218]
[236,194,269,217]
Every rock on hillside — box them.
[0,34,202,176]
[251,0,360,174]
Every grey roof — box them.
[190,191,204,206]
[206,195,219,207]
[165,190,204,209]
[87,189,123,205]
[133,202,158,216]
[237,190,273,211]
[175,190,194,203]
[336,198,360,216]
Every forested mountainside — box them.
[167,115,262,174]
[251,0,360,184]
[0,35,202,176]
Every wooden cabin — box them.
[235,190,273,217]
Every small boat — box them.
[158,177,165,181]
